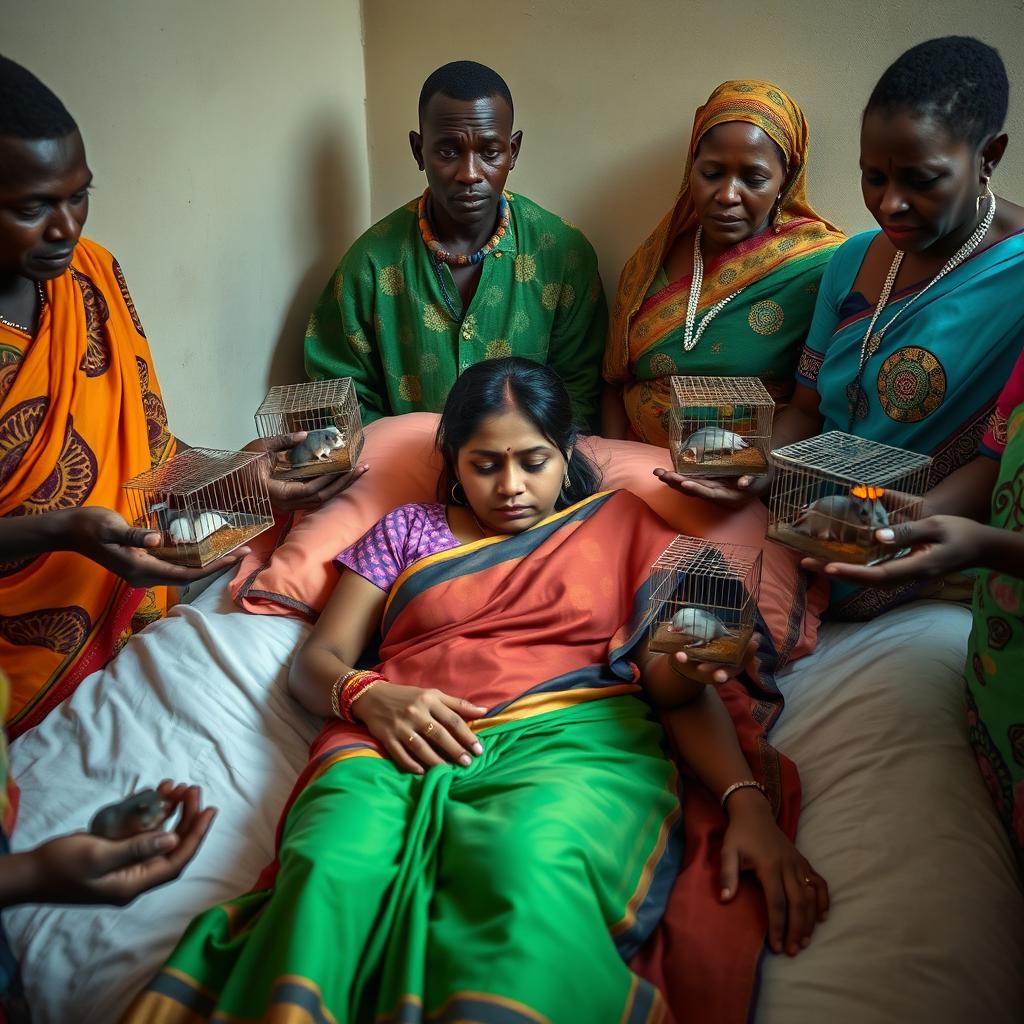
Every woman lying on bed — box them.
[127,357,827,1024]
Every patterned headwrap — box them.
[608,80,844,362]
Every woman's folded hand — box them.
[719,788,829,957]
[353,682,488,775]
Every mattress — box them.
[6,579,1022,1023]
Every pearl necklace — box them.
[682,227,746,352]
[0,282,46,334]
[847,192,996,427]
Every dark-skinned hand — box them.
[799,516,984,586]
[653,466,771,509]
[23,782,216,907]
[720,788,829,957]
[67,507,250,587]
[244,432,369,512]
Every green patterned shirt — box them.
[304,192,608,429]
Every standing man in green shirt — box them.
[304,61,608,429]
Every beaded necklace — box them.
[0,281,46,334]
[845,191,996,430]
[682,227,746,352]
[417,190,510,266]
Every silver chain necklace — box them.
[682,226,746,352]
[0,281,46,334]
[847,191,996,427]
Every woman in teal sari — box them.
[659,37,1024,619]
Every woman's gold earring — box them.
[772,196,783,233]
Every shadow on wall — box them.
[547,132,685,304]
[265,109,364,390]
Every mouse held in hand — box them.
[89,789,172,841]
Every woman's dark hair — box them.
[0,55,77,139]
[437,357,601,510]
[865,37,1008,149]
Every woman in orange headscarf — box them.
[0,56,363,738]
[603,80,845,443]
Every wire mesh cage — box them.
[122,448,273,568]
[254,377,365,480]
[669,376,774,478]
[767,430,933,565]
[647,536,762,666]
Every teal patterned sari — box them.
[796,228,1024,619]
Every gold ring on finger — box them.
[803,875,814,887]
[405,733,417,745]
[421,721,435,736]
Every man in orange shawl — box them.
[0,57,362,738]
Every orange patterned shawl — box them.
[0,238,175,738]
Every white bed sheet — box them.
[6,580,1023,1024]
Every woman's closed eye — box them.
[472,459,550,474]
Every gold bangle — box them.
[719,780,767,809]
[329,669,362,719]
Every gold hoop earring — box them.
[450,481,466,505]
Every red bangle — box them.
[339,672,385,723]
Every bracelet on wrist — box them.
[329,669,362,720]
[719,779,767,810]
[330,670,386,723]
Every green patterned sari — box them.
[966,398,1024,874]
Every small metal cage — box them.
[122,448,273,568]
[669,376,774,478]
[768,430,933,565]
[647,535,762,666]
[254,377,364,480]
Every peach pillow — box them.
[231,413,824,664]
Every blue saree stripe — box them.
[430,996,551,1023]
[382,491,614,633]
[613,796,686,961]
[270,981,335,1024]
[149,971,216,1016]
[481,661,631,719]
[623,977,660,1024]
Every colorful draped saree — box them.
[966,354,1024,874]
[0,238,175,738]
[127,490,800,1024]
[604,80,844,444]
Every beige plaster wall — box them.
[4,0,371,448]
[361,0,1024,299]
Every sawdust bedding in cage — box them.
[673,445,769,475]
[767,523,886,565]
[271,429,364,481]
[146,519,268,566]
[649,623,753,665]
